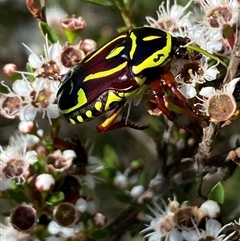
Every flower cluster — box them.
[0,0,239,241]
[146,0,240,124]
[141,198,238,241]
[0,130,106,240]
[1,15,96,125]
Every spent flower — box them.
[198,77,240,122]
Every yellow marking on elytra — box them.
[77,115,84,122]
[129,32,137,60]
[69,118,76,124]
[104,91,123,111]
[84,34,127,63]
[106,46,125,59]
[94,101,102,111]
[61,88,87,114]
[86,110,92,118]
[83,62,127,82]
[143,36,162,41]
[132,33,172,75]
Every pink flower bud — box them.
[35,173,55,191]
[3,63,17,77]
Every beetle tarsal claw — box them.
[124,120,150,130]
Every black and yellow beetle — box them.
[57,27,224,132]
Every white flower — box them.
[23,36,68,80]
[46,149,76,172]
[146,0,194,33]
[182,219,235,241]
[0,135,38,186]
[177,58,219,99]
[12,77,60,124]
[141,200,182,241]
[197,0,239,29]
[0,218,21,241]
[48,220,82,236]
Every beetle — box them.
[57,27,223,132]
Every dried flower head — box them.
[10,204,37,232]
[60,15,87,31]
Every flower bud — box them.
[18,121,34,134]
[130,185,144,199]
[3,63,17,77]
[80,39,97,54]
[199,200,220,218]
[92,212,107,228]
[35,173,55,191]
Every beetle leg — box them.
[151,78,176,120]
[97,102,125,132]
[97,102,149,132]
[161,70,191,109]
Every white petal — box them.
[148,232,162,241]
[205,219,221,237]
[130,185,144,198]
[224,77,240,94]
[19,105,37,122]
[28,53,42,69]
[179,85,196,99]
[12,79,32,96]
[169,229,183,241]
[84,174,95,189]
[204,67,219,81]
[199,86,216,98]
[49,42,61,61]
[75,198,87,212]
[25,150,38,164]
[48,221,61,235]
[181,230,199,241]
[47,104,60,119]
[63,149,77,160]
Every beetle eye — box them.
[173,46,187,59]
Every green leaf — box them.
[102,145,118,168]
[221,167,240,222]
[4,188,30,203]
[115,192,132,203]
[46,191,64,206]
[82,0,116,7]
[38,22,58,44]
[91,229,109,241]
[63,29,81,44]
[0,83,10,93]
[208,182,224,204]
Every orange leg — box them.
[161,70,191,109]
[97,102,149,132]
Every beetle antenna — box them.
[186,45,228,69]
